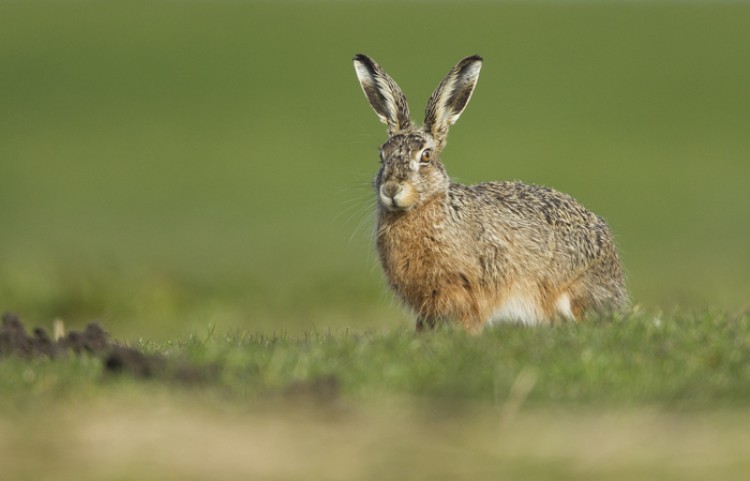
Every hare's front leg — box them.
[415,316,437,333]
[415,315,483,333]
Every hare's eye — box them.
[420,149,432,164]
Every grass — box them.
[2,311,750,480]
[4,311,749,408]
[1,1,750,479]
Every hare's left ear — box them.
[424,55,482,151]
[353,54,412,135]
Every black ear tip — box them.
[455,55,483,72]
[354,54,380,76]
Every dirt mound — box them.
[1,313,340,400]
[0,312,111,359]
[1,312,216,382]
[1,312,162,378]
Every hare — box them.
[353,54,628,332]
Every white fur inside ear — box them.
[487,294,545,326]
[354,61,397,126]
[462,61,482,82]
[448,63,481,125]
[446,107,463,126]
[427,58,482,129]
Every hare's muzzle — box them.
[379,181,417,211]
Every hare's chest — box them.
[378,225,446,281]
[376,210,460,293]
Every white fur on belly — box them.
[486,292,576,327]
[487,294,545,326]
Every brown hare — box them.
[353,54,628,332]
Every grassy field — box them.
[2,311,750,480]
[1,1,750,479]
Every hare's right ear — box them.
[353,54,412,135]
[424,55,482,151]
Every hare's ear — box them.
[353,54,412,135]
[423,55,482,150]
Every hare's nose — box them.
[381,182,402,199]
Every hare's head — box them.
[353,54,482,212]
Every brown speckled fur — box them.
[354,54,629,331]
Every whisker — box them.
[333,196,370,220]
[333,198,371,223]
[349,202,377,245]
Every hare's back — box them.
[459,181,600,225]
[450,181,617,270]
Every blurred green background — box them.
[1,1,748,339]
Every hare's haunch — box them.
[353,54,628,332]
